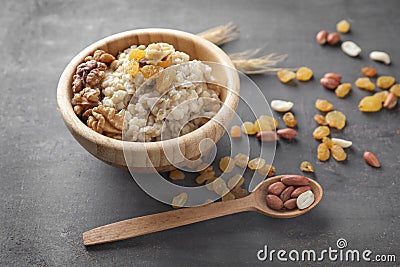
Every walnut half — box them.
[86,105,124,138]
[72,60,107,93]
[72,87,100,115]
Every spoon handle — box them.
[83,196,255,246]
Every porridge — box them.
[71,43,222,141]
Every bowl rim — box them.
[56,28,240,154]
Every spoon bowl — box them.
[83,175,323,246]
[251,175,323,218]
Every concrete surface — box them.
[0,0,399,266]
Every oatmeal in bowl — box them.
[57,29,240,172]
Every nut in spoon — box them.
[83,175,323,246]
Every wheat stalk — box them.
[197,24,291,74]
[197,22,239,46]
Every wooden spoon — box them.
[83,175,323,246]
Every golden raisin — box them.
[241,121,257,135]
[373,91,389,103]
[317,143,330,161]
[198,165,213,175]
[315,99,334,112]
[296,67,313,81]
[322,137,334,149]
[361,67,377,77]
[257,164,276,176]
[169,170,185,180]
[126,60,139,76]
[205,177,216,191]
[140,65,163,78]
[355,77,375,91]
[277,69,296,83]
[390,84,400,97]
[233,153,249,168]
[231,186,249,199]
[157,55,172,68]
[230,125,242,138]
[283,112,297,128]
[248,157,266,170]
[222,192,235,202]
[171,192,188,209]
[227,174,244,189]
[219,156,235,173]
[376,76,395,89]
[254,115,278,132]
[313,114,328,126]
[128,48,146,61]
[336,20,350,33]
[300,161,314,172]
[325,111,346,130]
[313,126,330,140]
[195,172,215,184]
[213,178,229,196]
[335,83,352,98]
[330,144,347,161]
[358,96,382,112]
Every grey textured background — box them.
[1,0,399,266]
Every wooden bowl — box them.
[57,29,240,172]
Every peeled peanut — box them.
[341,41,361,57]
[297,191,315,210]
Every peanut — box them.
[291,186,312,198]
[280,186,295,203]
[316,30,328,45]
[256,131,279,142]
[266,195,284,211]
[276,128,297,139]
[320,77,340,90]
[268,182,286,195]
[281,175,310,186]
[284,199,298,210]
[327,32,340,45]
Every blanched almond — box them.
[271,100,294,112]
[331,138,352,148]
[369,51,391,65]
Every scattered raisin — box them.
[283,112,297,128]
[313,126,330,140]
[325,111,346,130]
[315,99,334,112]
